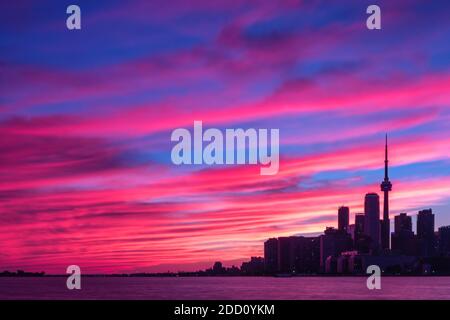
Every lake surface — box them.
[1,277,450,300]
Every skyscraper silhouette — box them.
[354,213,365,235]
[380,134,392,250]
[320,227,352,271]
[438,226,450,256]
[338,206,349,231]
[364,193,380,251]
[394,213,412,234]
[264,238,278,274]
[417,209,435,256]
[391,213,416,256]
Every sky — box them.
[0,0,450,273]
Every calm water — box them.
[1,277,450,300]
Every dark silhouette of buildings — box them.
[380,134,392,250]
[391,213,416,256]
[319,227,352,271]
[264,238,278,274]
[240,257,264,275]
[196,261,240,276]
[395,212,412,233]
[277,237,292,273]
[417,209,436,257]
[338,206,349,231]
[352,213,366,251]
[262,136,450,275]
[0,270,45,277]
[290,236,320,274]
[438,226,450,256]
[264,236,320,274]
[364,193,380,251]
[212,261,226,274]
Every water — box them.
[1,277,450,300]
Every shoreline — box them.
[2,274,450,278]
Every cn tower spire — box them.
[380,134,392,250]
[384,134,388,180]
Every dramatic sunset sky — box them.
[1,0,449,273]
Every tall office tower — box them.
[380,134,392,250]
[391,213,416,256]
[364,193,380,250]
[354,213,367,252]
[417,209,436,257]
[277,237,292,273]
[354,214,365,238]
[264,238,278,274]
[338,206,350,231]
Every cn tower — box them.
[380,134,392,250]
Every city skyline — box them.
[2,136,449,275]
[1,0,450,274]
[262,137,450,275]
